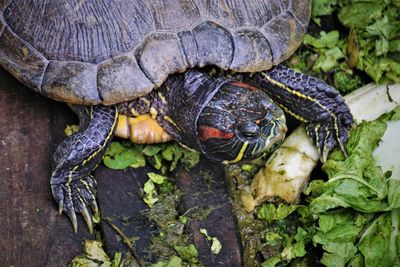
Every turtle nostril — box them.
[238,122,260,139]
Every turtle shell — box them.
[0,0,310,105]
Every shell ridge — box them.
[287,9,307,31]
[0,0,12,11]
[175,32,189,71]
[178,31,192,68]
[261,31,275,65]
[226,24,236,69]
[134,41,157,85]
[38,59,49,94]
[0,12,5,35]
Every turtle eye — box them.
[237,122,260,139]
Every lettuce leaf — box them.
[304,108,400,266]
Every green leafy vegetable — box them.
[307,0,400,84]
[311,0,337,24]
[173,244,198,264]
[143,173,168,207]
[304,109,400,266]
[103,142,200,172]
[255,108,400,266]
[358,213,400,266]
[103,142,145,169]
[257,203,298,222]
[261,226,311,266]
[148,256,182,267]
[200,228,222,255]
[338,2,387,29]
[147,172,166,184]
[304,31,340,49]
[64,124,80,137]
[308,119,400,213]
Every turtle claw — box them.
[51,174,98,234]
[339,140,348,158]
[58,201,64,215]
[68,211,78,233]
[306,113,352,162]
[81,206,93,234]
[91,201,99,217]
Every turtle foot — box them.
[52,175,98,233]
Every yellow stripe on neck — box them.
[223,141,249,164]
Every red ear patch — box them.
[229,81,259,91]
[199,126,234,141]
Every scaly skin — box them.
[51,105,117,233]
[251,65,354,160]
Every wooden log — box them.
[95,166,158,263]
[96,158,242,266]
[0,68,94,266]
[175,159,242,266]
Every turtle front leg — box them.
[51,105,118,233]
[250,65,354,161]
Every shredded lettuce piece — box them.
[257,203,298,222]
[200,228,222,255]
[69,240,122,267]
[103,142,200,172]
[308,0,400,84]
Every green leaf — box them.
[310,196,350,213]
[173,244,198,264]
[281,240,306,261]
[313,47,345,72]
[320,242,357,267]
[257,203,298,222]
[311,0,337,19]
[64,124,79,137]
[69,240,113,267]
[333,70,362,94]
[309,120,396,213]
[199,228,222,254]
[388,179,400,209]
[103,142,145,170]
[261,255,282,267]
[304,31,340,49]
[358,213,399,267]
[142,144,164,156]
[147,172,166,185]
[338,2,387,29]
[143,180,158,207]
[347,253,364,267]
[149,256,183,267]
[181,149,200,169]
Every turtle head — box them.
[197,81,287,163]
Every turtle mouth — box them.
[258,120,287,154]
[239,117,287,162]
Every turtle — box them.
[0,0,353,233]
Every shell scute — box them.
[135,33,188,87]
[98,53,154,105]
[0,25,48,91]
[42,61,100,104]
